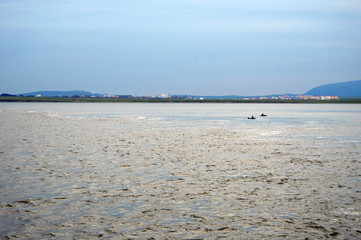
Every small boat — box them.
[248,115,256,120]
[260,113,267,117]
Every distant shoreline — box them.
[1,96,361,104]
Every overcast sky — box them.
[1,0,360,96]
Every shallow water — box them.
[0,103,360,239]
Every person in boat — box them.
[261,113,267,117]
[248,115,256,119]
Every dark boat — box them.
[260,113,267,117]
[248,115,256,120]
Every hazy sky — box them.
[1,0,360,96]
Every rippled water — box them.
[0,102,360,239]
[2,102,361,142]
[2,102,360,125]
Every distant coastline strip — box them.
[1,96,360,104]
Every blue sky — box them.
[1,0,360,96]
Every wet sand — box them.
[0,110,360,239]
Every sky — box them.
[0,0,361,96]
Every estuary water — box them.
[2,102,361,142]
[1,102,360,127]
[0,102,360,239]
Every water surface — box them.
[0,103,360,239]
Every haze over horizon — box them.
[1,0,361,96]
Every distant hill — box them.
[12,80,361,99]
[0,93,17,97]
[22,90,94,97]
[305,80,361,97]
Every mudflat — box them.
[0,110,360,239]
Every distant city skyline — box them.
[1,0,361,96]
[11,79,360,98]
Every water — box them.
[0,102,360,239]
[2,102,360,141]
[1,101,360,123]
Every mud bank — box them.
[0,110,360,239]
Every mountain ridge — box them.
[305,80,361,97]
[2,80,360,98]
[21,90,95,97]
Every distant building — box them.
[117,95,133,98]
[320,96,339,100]
[296,95,338,100]
[244,95,339,101]
[158,94,170,98]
